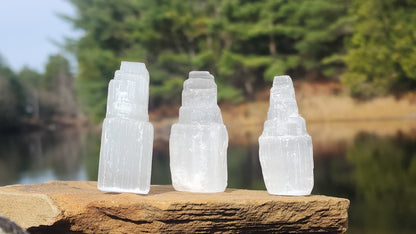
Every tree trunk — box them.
[224,33,232,50]
[244,79,254,100]
[187,36,195,59]
[269,34,276,56]
[33,89,39,122]
[206,35,213,50]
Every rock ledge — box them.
[0,181,349,233]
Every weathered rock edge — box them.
[0,181,349,233]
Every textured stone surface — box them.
[0,181,349,233]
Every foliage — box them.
[342,0,416,98]
[0,54,78,130]
[18,66,42,88]
[0,58,26,129]
[64,0,351,121]
[42,54,78,117]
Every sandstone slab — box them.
[0,181,349,233]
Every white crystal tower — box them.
[98,61,154,194]
[259,75,314,195]
[170,71,228,193]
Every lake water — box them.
[0,121,415,233]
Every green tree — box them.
[0,54,79,129]
[18,67,42,121]
[64,0,141,121]
[0,57,26,129]
[42,54,78,118]
[215,0,351,96]
[19,66,41,87]
[65,0,351,121]
[342,0,416,98]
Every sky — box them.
[0,0,83,72]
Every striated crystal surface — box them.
[259,75,314,195]
[170,71,228,193]
[97,61,154,194]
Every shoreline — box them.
[2,82,415,145]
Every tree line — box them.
[63,0,415,121]
[0,55,79,131]
[1,0,415,127]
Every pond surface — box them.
[0,122,415,233]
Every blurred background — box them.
[0,0,415,233]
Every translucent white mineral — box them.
[170,71,228,193]
[97,61,154,194]
[259,75,314,195]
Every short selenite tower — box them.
[170,71,228,193]
[259,75,314,195]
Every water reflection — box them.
[0,125,415,233]
[347,133,416,233]
[0,131,88,185]
[228,143,265,190]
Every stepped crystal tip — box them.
[273,75,292,87]
[120,61,147,74]
[189,71,214,80]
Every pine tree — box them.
[342,0,416,98]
